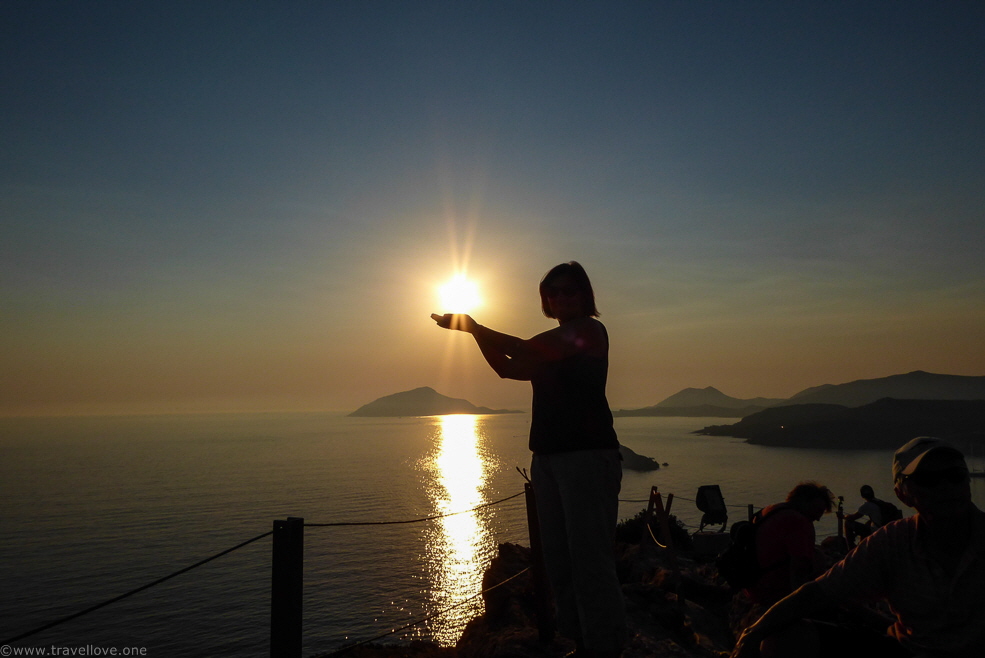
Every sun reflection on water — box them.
[423,414,496,646]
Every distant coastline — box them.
[351,372,985,450]
[613,404,766,418]
[614,371,985,420]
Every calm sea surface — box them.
[2,413,983,656]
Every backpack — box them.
[873,498,903,525]
[715,507,787,591]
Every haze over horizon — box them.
[3,2,984,417]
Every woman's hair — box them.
[539,261,600,319]
[786,481,835,512]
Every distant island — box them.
[615,371,985,418]
[349,386,523,417]
[351,387,667,469]
[696,398,985,450]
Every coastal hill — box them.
[614,371,985,418]
[697,398,985,450]
[348,387,522,417]
[614,386,783,418]
[781,370,985,407]
[658,386,785,409]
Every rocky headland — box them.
[696,398,985,450]
[619,444,663,472]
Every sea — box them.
[2,412,984,657]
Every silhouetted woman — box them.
[432,261,627,658]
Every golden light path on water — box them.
[424,414,497,646]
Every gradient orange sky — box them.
[2,3,984,416]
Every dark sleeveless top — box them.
[528,341,619,455]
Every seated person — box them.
[744,482,835,608]
[843,484,884,545]
[731,437,985,658]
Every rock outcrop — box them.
[454,539,735,658]
[320,524,857,658]
[619,445,662,472]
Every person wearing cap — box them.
[731,437,985,658]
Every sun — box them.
[438,274,481,314]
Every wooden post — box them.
[837,495,849,550]
[747,504,754,522]
[646,486,684,606]
[524,482,556,642]
[271,517,304,658]
[646,486,675,550]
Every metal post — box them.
[524,482,556,642]
[837,496,845,540]
[837,495,849,550]
[271,517,303,658]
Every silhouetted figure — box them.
[731,437,985,658]
[843,484,884,546]
[432,261,626,658]
[744,482,835,608]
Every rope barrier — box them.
[2,491,528,646]
[2,529,274,645]
[622,495,755,510]
[319,567,531,657]
[305,491,526,527]
[655,493,751,509]
[3,484,825,649]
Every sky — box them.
[2,1,984,417]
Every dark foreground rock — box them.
[330,537,739,658]
[329,521,861,658]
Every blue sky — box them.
[2,2,984,415]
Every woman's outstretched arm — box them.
[431,313,603,380]
[431,313,536,380]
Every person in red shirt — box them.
[744,482,835,607]
[732,437,985,658]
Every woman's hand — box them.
[431,313,478,333]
